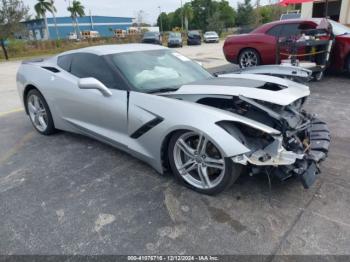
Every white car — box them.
[204,31,219,43]
[68,32,78,40]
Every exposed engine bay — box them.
[196,95,330,188]
[164,75,330,188]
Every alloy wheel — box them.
[240,50,259,68]
[27,94,48,132]
[173,132,226,189]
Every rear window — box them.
[189,31,200,36]
[144,32,157,37]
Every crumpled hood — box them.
[169,73,310,106]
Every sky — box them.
[24,0,272,24]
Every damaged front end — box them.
[215,96,330,189]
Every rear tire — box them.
[168,130,242,195]
[26,89,56,135]
[346,56,350,73]
[238,48,261,68]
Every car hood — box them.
[166,73,310,106]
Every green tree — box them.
[157,12,171,31]
[0,0,29,60]
[183,3,193,31]
[236,0,254,26]
[173,8,183,29]
[217,0,235,28]
[67,0,85,39]
[191,0,217,31]
[34,0,54,39]
[206,11,224,35]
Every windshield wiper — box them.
[147,87,179,94]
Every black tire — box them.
[346,56,350,73]
[314,71,324,81]
[238,48,261,68]
[26,89,56,135]
[167,130,242,195]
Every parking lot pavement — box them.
[0,61,22,114]
[173,41,229,68]
[1,58,350,255]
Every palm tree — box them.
[182,3,193,31]
[67,0,85,39]
[34,0,54,39]
[50,0,60,40]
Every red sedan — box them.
[223,19,350,73]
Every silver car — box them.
[16,44,330,195]
[167,32,183,48]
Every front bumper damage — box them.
[232,119,330,189]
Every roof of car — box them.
[272,18,321,25]
[252,18,322,33]
[59,44,167,56]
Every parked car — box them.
[17,44,329,195]
[142,31,162,45]
[68,32,78,40]
[81,30,100,39]
[187,30,201,45]
[203,31,219,43]
[168,32,183,47]
[223,19,350,73]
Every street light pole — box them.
[181,0,183,32]
[158,6,163,32]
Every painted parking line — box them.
[0,131,35,165]
[0,108,24,117]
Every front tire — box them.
[238,48,260,68]
[168,131,242,195]
[314,71,324,81]
[26,89,56,135]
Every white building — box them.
[301,0,350,25]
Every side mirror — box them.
[78,77,112,97]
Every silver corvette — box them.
[16,44,330,195]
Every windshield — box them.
[109,50,212,92]
[169,32,181,38]
[329,20,350,36]
[205,32,217,35]
[144,32,156,37]
[189,31,200,36]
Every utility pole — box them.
[89,9,94,30]
[256,0,261,26]
[158,6,163,32]
[180,0,183,32]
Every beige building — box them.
[301,0,350,25]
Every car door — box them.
[51,52,129,148]
[264,24,284,64]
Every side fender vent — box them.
[42,66,60,73]
[130,117,164,139]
